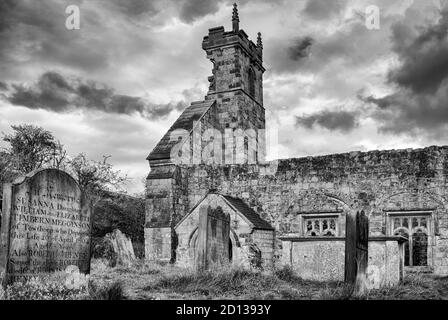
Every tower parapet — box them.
[202,3,264,106]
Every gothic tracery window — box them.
[304,216,338,237]
[391,215,430,267]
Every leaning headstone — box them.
[344,210,369,295]
[93,229,136,267]
[106,229,135,267]
[0,168,92,286]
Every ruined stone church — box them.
[144,4,448,283]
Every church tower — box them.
[144,4,266,262]
[203,3,265,131]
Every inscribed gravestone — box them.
[195,205,230,271]
[0,168,91,285]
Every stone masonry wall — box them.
[252,229,275,269]
[175,193,274,269]
[280,238,403,288]
[144,164,176,260]
[204,34,264,105]
[170,146,448,273]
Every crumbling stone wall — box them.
[203,27,264,106]
[145,14,448,274]
[168,146,448,274]
[252,229,275,268]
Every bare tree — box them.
[67,153,129,204]
[2,124,128,205]
[50,140,68,170]
[2,124,66,174]
[0,152,13,179]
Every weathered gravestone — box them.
[93,229,136,267]
[345,210,369,295]
[0,168,92,286]
[195,205,230,271]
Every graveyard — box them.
[0,128,448,300]
[0,154,447,300]
[86,260,448,300]
[3,256,448,300]
[1,2,448,301]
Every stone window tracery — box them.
[304,216,338,237]
[389,214,430,267]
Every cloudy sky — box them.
[0,0,447,193]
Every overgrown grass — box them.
[88,280,126,300]
[317,273,448,300]
[362,273,448,300]
[146,267,280,298]
[6,261,447,300]
[1,270,126,300]
[138,265,342,299]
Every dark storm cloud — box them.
[267,12,393,76]
[362,88,448,135]
[0,0,15,32]
[288,36,314,61]
[363,8,448,135]
[302,0,347,20]
[387,10,448,94]
[179,0,221,23]
[0,82,8,91]
[295,109,358,132]
[6,72,187,120]
[0,0,111,73]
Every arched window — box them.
[248,68,255,97]
[391,215,429,267]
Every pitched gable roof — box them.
[146,100,215,161]
[222,195,274,230]
[175,192,274,231]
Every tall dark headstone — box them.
[195,205,230,271]
[345,210,369,293]
[0,168,92,286]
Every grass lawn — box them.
[89,259,448,300]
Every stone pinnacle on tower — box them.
[257,32,263,58]
[232,3,239,33]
